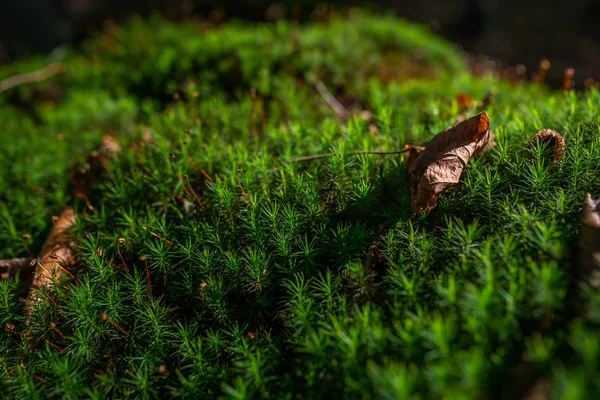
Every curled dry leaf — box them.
[408,112,495,214]
[403,144,426,172]
[578,193,600,288]
[530,129,565,164]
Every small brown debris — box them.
[524,378,550,400]
[70,135,121,211]
[578,193,600,288]
[157,364,168,376]
[456,93,474,110]
[585,78,596,89]
[0,258,30,279]
[537,59,551,83]
[563,68,575,91]
[408,112,495,214]
[530,129,565,164]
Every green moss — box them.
[1,10,599,399]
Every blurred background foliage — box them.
[2,0,600,88]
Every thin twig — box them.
[185,174,204,208]
[315,80,350,120]
[144,258,152,296]
[0,63,66,94]
[236,174,251,204]
[280,149,411,165]
[117,240,130,274]
[142,227,177,248]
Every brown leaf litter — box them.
[578,193,600,288]
[26,207,77,318]
[24,135,121,321]
[408,112,495,214]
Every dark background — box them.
[2,0,600,88]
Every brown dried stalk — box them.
[408,112,495,214]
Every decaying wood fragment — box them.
[530,129,565,164]
[578,193,600,288]
[408,112,495,214]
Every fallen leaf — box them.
[26,207,77,319]
[403,144,426,172]
[578,193,600,288]
[530,129,565,164]
[408,112,495,214]
[26,136,121,322]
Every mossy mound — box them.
[1,11,600,399]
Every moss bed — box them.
[0,10,599,399]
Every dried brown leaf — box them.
[408,112,494,214]
[26,207,76,318]
[26,136,121,321]
[578,193,600,288]
[530,129,565,164]
[403,144,426,174]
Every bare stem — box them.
[281,149,411,165]
[0,63,66,94]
